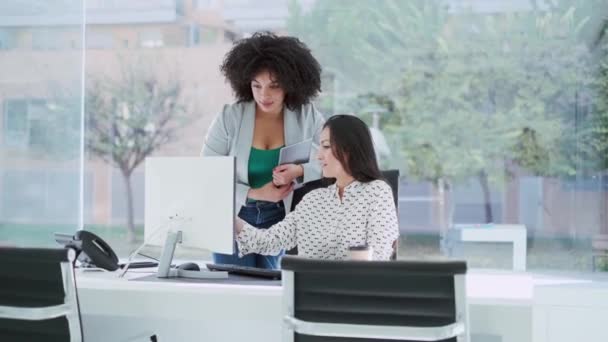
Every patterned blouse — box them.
[236,180,400,260]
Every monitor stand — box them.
[157,230,228,279]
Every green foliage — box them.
[350,93,400,127]
[582,45,608,172]
[288,0,605,185]
[598,257,608,272]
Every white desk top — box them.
[77,267,608,308]
[77,269,280,294]
[75,268,545,306]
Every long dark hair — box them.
[323,114,382,183]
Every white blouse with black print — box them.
[236,180,400,261]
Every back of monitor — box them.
[144,156,235,255]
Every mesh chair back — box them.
[282,257,467,342]
[0,247,82,342]
[381,170,399,210]
[291,170,400,212]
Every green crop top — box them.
[248,146,283,189]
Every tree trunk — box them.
[445,180,455,229]
[438,178,454,254]
[478,170,493,223]
[601,177,608,235]
[121,170,136,243]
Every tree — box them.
[86,66,187,241]
[582,39,608,236]
[288,0,595,229]
[398,3,593,222]
[590,54,608,172]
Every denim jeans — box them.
[213,199,286,269]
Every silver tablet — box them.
[278,139,313,165]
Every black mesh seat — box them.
[0,247,82,342]
[281,256,469,342]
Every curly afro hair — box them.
[220,32,322,111]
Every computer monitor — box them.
[143,156,235,279]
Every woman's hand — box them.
[272,164,304,186]
[248,181,294,202]
[234,217,246,235]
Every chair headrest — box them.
[0,247,75,264]
[281,256,467,275]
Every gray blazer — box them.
[201,101,325,212]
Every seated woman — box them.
[235,114,399,260]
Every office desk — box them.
[448,224,528,271]
[77,269,536,342]
[533,278,608,342]
[78,270,282,341]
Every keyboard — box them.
[206,263,281,280]
[118,261,159,269]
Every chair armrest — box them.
[391,239,398,260]
[0,304,73,321]
[284,316,465,341]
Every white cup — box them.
[348,245,373,261]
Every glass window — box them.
[27,99,50,149]
[87,30,114,49]
[138,30,164,48]
[196,0,221,9]
[3,100,29,147]
[187,24,201,46]
[2,99,77,151]
[31,28,72,50]
[0,2,83,248]
[4,0,602,274]
[0,29,17,50]
[286,0,608,272]
[188,25,219,46]
[200,27,218,44]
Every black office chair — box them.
[281,256,469,342]
[287,170,401,259]
[0,247,83,342]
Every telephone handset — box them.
[75,230,119,271]
[55,230,119,271]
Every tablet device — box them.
[279,139,312,165]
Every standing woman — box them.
[201,32,325,269]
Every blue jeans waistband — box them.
[244,199,285,208]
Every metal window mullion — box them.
[282,270,295,342]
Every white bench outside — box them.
[447,224,528,271]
